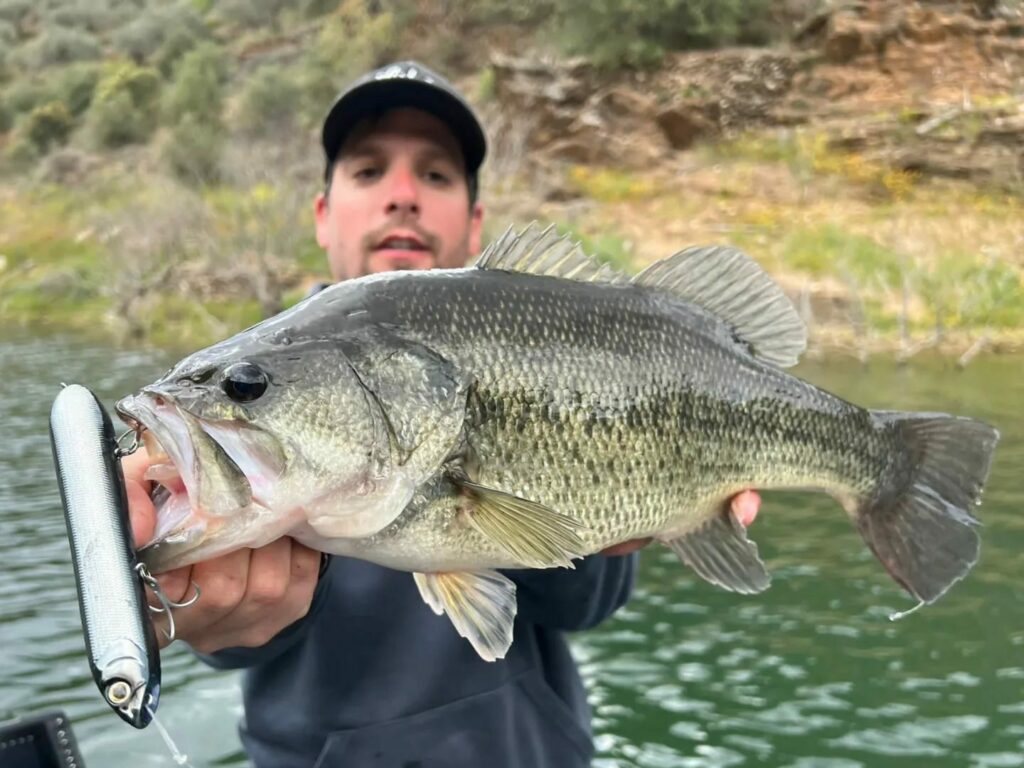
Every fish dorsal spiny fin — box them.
[474,223,629,285]
[632,245,806,368]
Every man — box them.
[124,60,760,766]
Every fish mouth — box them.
[117,392,206,544]
[115,392,284,567]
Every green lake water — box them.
[1,335,1021,767]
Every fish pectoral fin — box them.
[455,479,586,568]
[413,570,517,662]
[663,508,771,594]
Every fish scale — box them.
[316,271,898,579]
[362,272,887,549]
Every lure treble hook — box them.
[135,563,201,643]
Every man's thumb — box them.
[125,477,156,548]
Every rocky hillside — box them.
[0,0,1021,359]
[486,1,1024,188]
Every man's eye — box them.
[354,166,381,180]
[425,169,451,185]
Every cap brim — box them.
[321,79,486,177]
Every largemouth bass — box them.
[116,224,999,661]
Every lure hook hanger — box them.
[135,563,201,643]
[115,427,142,459]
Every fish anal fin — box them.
[413,570,517,662]
[663,508,771,594]
[632,245,806,367]
[454,477,586,568]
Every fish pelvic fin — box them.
[662,507,771,594]
[413,570,517,662]
[455,478,587,568]
[857,411,999,605]
[632,245,806,368]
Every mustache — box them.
[361,218,439,254]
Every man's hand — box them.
[600,490,761,557]
[123,451,322,654]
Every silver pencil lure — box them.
[49,384,161,729]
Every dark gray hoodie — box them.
[201,554,636,767]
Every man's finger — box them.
[188,549,252,618]
[242,538,293,608]
[120,450,153,485]
[154,565,194,605]
[600,538,653,557]
[125,477,156,548]
[731,490,761,527]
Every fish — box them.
[115,223,999,661]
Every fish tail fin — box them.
[854,411,998,607]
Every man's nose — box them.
[384,167,419,216]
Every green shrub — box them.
[297,0,339,17]
[87,89,146,147]
[47,0,118,33]
[86,63,161,147]
[164,113,224,184]
[550,0,776,69]
[460,0,553,26]
[3,78,54,116]
[215,0,290,29]
[12,27,102,70]
[51,62,101,117]
[235,66,300,137]
[164,42,226,128]
[0,0,31,24]
[2,133,38,171]
[25,100,73,152]
[0,19,15,47]
[94,62,161,111]
[113,3,206,66]
[298,0,402,124]
[0,97,12,132]
[153,25,201,76]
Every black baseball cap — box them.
[321,61,487,181]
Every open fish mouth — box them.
[116,393,286,559]
[117,393,210,547]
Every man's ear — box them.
[314,191,330,248]
[468,201,484,257]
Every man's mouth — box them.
[370,232,435,270]
[375,234,429,252]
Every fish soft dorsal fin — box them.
[632,245,807,367]
[474,223,629,285]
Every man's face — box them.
[315,108,484,281]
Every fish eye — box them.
[222,362,269,403]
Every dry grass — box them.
[513,130,1024,355]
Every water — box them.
[1,334,1021,767]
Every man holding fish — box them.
[119,61,763,766]
[116,52,995,766]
